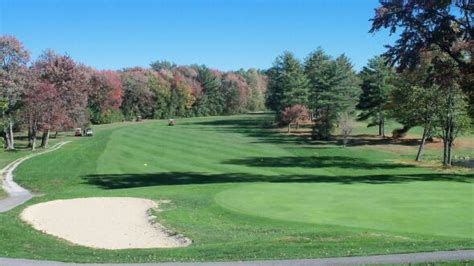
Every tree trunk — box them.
[416,124,429,161]
[447,139,453,165]
[54,131,58,138]
[442,90,457,167]
[3,134,10,150]
[5,131,13,150]
[378,112,385,138]
[31,133,37,151]
[377,109,383,137]
[287,123,291,133]
[40,129,50,149]
[443,135,449,166]
[426,128,434,142]
[381,117,385,137]
[27,124,32,148]
[442,115,454,167]
[30,122,37,151]
[28,119,37,148]
[343,135,348,147]
[7,118,14,150]
[446,116,454,166]
[379,119,382,136]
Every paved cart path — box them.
[0,250,473,266]
[0,141,70,213]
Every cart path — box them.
[0,141,70,213]
[0,250,473,266]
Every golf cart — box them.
[75,128,83,137]
[84,128,94,137]
[75,127,93,137]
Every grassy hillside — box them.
[0,114,472,263]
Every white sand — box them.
[20,197,191,249]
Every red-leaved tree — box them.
[221,72,249,114]
[23,81,66,150]
[88,70,123,123]
[120,68,156,119]
[281,105,309,133]
[32,50,89,148]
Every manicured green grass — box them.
[216,182,473,238]
[0,114,472,263]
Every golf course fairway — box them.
[0,114,472,263]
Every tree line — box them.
[266,49,471,166]
[1,1,471,166]
[265,0,473,166]
[0,36,267,150]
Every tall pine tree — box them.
[357,56,395,137]
[265,52,309,120]
[304,50,360,139]
[195,66,224,116]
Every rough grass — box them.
[0,114,472,263]
[0,134,70,199]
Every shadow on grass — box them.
[188,116,425,147]
[345,134,429,147]
[222,156,414,170]
[83,171,473,189]
[189,117,318,146]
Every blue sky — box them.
[0,0,395,71]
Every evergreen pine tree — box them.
[357,56,395,137]
[196,66,224,116]
[265,52,309,120]
[305,49,360,139]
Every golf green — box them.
[215,182,473,238]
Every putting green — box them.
[215,182,474,238]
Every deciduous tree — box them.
[88,70,123,124]
[120,68,155,119]
[370,0,472,71]
[243,68,267,111]
[370,0,474,118]
[221,72,249,114]
[392,50,471,165]
[337,112,354,147]
[32,50,89,148]
[23,81,66,150]
[0,35,30,150]
[280,104,309,133]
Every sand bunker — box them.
[20,197,191,249]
